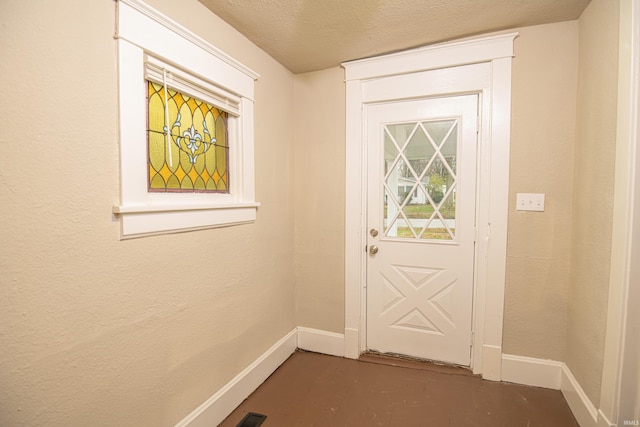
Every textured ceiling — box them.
[199,0,590,74]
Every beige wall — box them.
[0,0,295,426]
[566,0,620,406]
[503,21,579,361]
[293,68,346,332]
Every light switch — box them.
[516,193,545,212]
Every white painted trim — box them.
[599,2,640,427]
[297,327,345,357]
[343,77,366,360]
[117,206,257,239]
[113,202,260,214]
[597,410,615,427]
[117,0,259,82]
[360,62,491,103]
[344,327,360,359]
[174,329,297,427]
[561,364,598,427]
[500,353,616,427]
[501,354,562,389]
[342,33,517,381]
[115,0,258,238]
[344,328,360,359]
[499,351,616,427]
[343,33,517,81]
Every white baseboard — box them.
[501,354,562,389]
[500,355,612,427]
[561,363,599,427]
[297,327,345,357]
[596,409,615,427]
[175,328,297,427]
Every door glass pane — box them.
[383,119,458,240]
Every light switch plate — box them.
[516,193,545,212]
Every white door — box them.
[366,95,478,366]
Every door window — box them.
[383,119,459,240]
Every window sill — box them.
[113,202,259,238]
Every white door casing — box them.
[366,96,478,366]
[343,33,516,379]
[598,1,640,424]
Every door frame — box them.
[342,33,517,379]
[599,1,640,423]
[365,95,480,366]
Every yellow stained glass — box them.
[147,80,229,192]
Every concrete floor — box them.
[220,350,579,427]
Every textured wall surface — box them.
[503,21,579,361]
[566,0,620,407]
[0,0,296,425]
[293,68,346,333]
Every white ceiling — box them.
[198,0,590,74]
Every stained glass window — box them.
[147,80,229,192]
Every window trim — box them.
[114,0,259,238]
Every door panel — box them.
[366,95,478,366]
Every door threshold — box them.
[360,350,476,377]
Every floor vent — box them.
[236,412,267,427]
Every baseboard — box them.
[500,355,609,427]
[297,327,345,357]
[175,328,297,427]
[561,363,599,427]
[596,409,615,427]
[500,357,603,427]
[501,354,562,389]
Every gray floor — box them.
[220,350,579,426]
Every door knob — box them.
[370,228,379,237]
[369,245,379,255]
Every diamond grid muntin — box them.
[383,119,459,240]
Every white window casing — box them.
[114,0,259,238]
